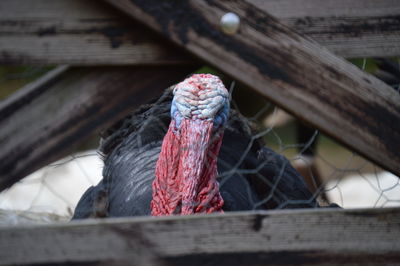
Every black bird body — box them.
[73,90,317,219]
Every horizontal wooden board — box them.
[1,208,399,265]
[1,0,399,65]
[0,66,196,190]
[254,0,400,58]
[0,0,193,65]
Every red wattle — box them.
[151,119,224,216]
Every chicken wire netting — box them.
[0,62,399,224]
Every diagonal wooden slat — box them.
[1,0,399,65]
[0,65,197,191]
[105,0,400,176]
[1,208,400,265]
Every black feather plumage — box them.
[73,89,317,219]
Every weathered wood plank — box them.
[0,65,197,190]
[254,0,400,58]
[1,208,399,265]
[1,0,399,65]
[105,0,400,177]
[0,0,193,65]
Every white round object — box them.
[220,12,240,35]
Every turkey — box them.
[73,74,317,218]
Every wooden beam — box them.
[254,0,400,58]
[0,0,193,65]
[1,0,400,65]
[1,208,399,265]
[105,0,400,177]
[0,65,197,191]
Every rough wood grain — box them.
[105,0,400,177]
[253,0,400,58]
[0,0,194,65]
[1,208,399,265]
[1,0,399,65]
[0,66,196,191]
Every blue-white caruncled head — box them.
[171,74,230,129]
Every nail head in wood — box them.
[220,12,240,35]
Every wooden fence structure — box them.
[0,0,399,265]
[1,208,400,265]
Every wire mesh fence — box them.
[0,62,399,224]
[0,66,53,100]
